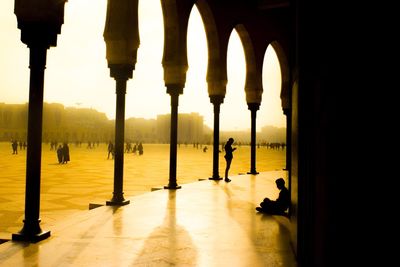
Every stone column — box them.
[12,46,50,242]
[106,65,133,206]
[209,95,224,180]
[164,85,183,189]
[12,0,67,242]
[103,0,139,204]
[247,103,260,175]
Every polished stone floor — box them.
[0,171,296,266]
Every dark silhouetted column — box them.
[12,46,50,242]
[103,0,139,205]
[12,0,67,243]
[164,85,183,189]
[106,65,133,206]
[247,103,260,175]
[209,95,224,180]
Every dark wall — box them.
[294,0,377,265]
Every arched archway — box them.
[260,45,285,131]
[181,5,210,130]
[223,29,247,132]
[262,41,291,176]
[269,41,290,112]
[235,24,262,105]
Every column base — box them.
[106,199,130,206]
[164,185,182,190]
[12,230,50,243]
[209,176,223,180]
[247,171,259,175]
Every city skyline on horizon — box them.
[0,0,286,132]
[0,101,286,132]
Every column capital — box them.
[166,84,184,96]
[209,95,224,105]
[15,0,67,48]
[247,103,260,111]
[108,64,134,80]
[103,0,139,67]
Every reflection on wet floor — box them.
[0,171,296,266]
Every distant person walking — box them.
[11,139,18,154]
[107,141,114,159]
[132,144,137,155]
[62,142,70,164]
[224,138,237,182]
[56,145,63,163]
[138,142,143,155]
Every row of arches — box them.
[9,0,293,249]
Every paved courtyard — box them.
[0,142,286,238]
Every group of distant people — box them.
[107,141,144,159]
[10,139,27,154]
[126,142,143,155]
[56,143,70,164]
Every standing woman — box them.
[224,137,236,182]
[62,142,70,164]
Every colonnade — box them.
[11,0,291,242]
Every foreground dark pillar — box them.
[209,95,224,180]
[106,65,133,206]
[247,103,260,175]
[12,46,50,242]
[12,0,67,243]
[164,85,183,189]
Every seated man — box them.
[256,178,290,215]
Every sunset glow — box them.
[0,0,284,131]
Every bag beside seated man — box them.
[256,178,290,215]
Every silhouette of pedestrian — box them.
[256,178,290,215]
[107,141,114,159]
[11,139,18,154]
[62,142,70,164]
[56,145,63,164]
[224,138,236,182]
[132,144,137,155]
[138,142,143,155]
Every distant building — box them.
[157,112,205,144]
[0,103,283,144]
[125,117,157,143]
[259,125,286,143]
[219,126,286,145]
[0,102,112,142]
[0,103,28,141]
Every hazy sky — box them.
[0,0,285,131]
